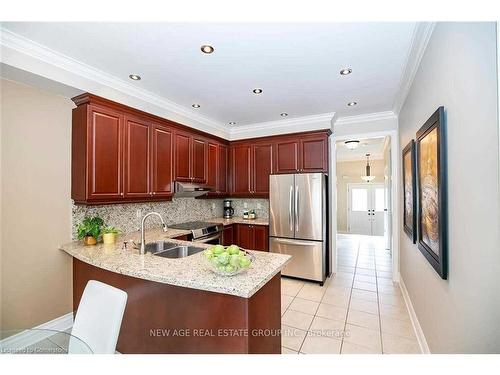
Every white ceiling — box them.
[336,137,386,162]
[1,22,416,128]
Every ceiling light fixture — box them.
[192,104,201,108]
[347,101,357,107]
[280,113,288,117]
[361,154,376,182]
[129,74,141,81]
[228,122,236,125]
[253,88,263,94]
[340,68,352,76]
[200,45,214,54]
[344,140,360,150]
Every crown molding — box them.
[229,112,335,140]
[392,22,436,115]
[334,110,397,126]
[0,27,229,138]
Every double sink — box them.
[145,241,205,259]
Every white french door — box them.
[348,183,385,236]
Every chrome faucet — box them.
[140,212,168,255]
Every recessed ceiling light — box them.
[253,88,263,94]
[129,74,141,81]
[280,113,288,117]
[347,101,358,107]
[344,140,360,150]
[340,68,352,76]
[228,122,236,125]
[200,45,214,54]
[192,104,201,108]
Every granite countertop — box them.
[207,217,269,226]
[60,217,288,299]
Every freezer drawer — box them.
[269,237,325,282]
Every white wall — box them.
[399,22,500,353]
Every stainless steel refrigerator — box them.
[269,173,328,284]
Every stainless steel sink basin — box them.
[146,241,204,259]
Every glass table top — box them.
[1,328,93,354]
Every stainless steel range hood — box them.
[174,181,212,198]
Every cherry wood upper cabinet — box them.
[174,132,192,182]
[206,142,218,190]
[124,116,151,198]
[252,143,273,196]
[151,123,174,198]
[274,140,299,174]
[217,144,228,195]
[86,105,124,201]
[274,132,329,174]
[300,135,328,172]
[231,144,251,195]
[192,137,207,183]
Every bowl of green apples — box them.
[203,244,254,276]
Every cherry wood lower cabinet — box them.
[235,224,269,251]
[222,225,234,246]
[73,259,281,354]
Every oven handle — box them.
[194,234,221,243]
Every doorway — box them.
[347,183,385,236]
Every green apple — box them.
[204,249,214,259]
[227,245,240,255]
[217,252,230,265]
[230,254,241,267]
[212,245,225,254]
[239,257,251,268]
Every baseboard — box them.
[1,312,74,350]
[399,274,431,354]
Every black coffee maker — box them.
[223,200,234,218]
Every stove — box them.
[169,221,223,243]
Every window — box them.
[351,188,368,211]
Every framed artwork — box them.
[402,140,416,243]
[416,106,448,279]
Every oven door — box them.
[193,233,222,245]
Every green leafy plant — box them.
[102,226,120,235]
[77,217,104,240]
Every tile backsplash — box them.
[72,198,269,239]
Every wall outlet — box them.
[243,202,248,209]
[211,203,216,210]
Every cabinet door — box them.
[174,132,192,182]
[231,144,251,195]
[151,123,174,197]
[123,116,151,198]
[222,225,234,246]
[301,136,328,172]
[192,137,207,183]
[252,143,273,196]
[87,105,124,200]
[236,224,254,249]
[217,144,228,195]
[206,142,218,190]
[274,140,299,174]
[253,225,269,252]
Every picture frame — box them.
[416,106,448,279]
[402,140,417,243]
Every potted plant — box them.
[77,217,104,246]
[102,226,120,245]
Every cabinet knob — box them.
[152,192,156,195]
[120,192,124,196]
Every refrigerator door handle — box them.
[273,238,318,246]
[295,185,299,231]
[289,185,293,232]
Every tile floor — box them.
[281,234,421,354]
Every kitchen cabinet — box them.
[174,132,207,183]
[151,123,174,197]
[124,115,151,198]
[235,224,269,252]
[274,133,328,174]
[206,142,228,197]
[230,142,273,197]
[222,225,234,246]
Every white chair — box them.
[69,280,128,354]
